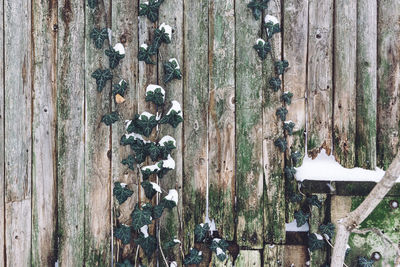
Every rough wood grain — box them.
[262,0,285,245]
[0,0,4,265]
[235,0,263,249]
[57,0,85,265]
[309,194,328,266]
[182,0,209,253]
[31,0,58,265]
[111,0,139,264]
[377,0,400,170]
[263,245,285,267]
[333,0,357,168]
[356,0,377,170]
[4,0,32,265]
[235,250,261,266]
[283,0,308,223]
[284,245,308,266]
[307,0,333,158]
[208,0,235,242]
[84,1,112,265]
[157,0,184,265]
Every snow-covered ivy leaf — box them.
[294,210,309,227]
[139,0,162,22]
[291,151,302,167]
[184,248,204,265]
[116,259,134,267]
[247,0,269,20]
[307,195,322,209]
[146,86,165,106]
[131,204,152,230]
[141,180,160,200]
[283,121,295,135]
[101,111,119,126]
[357,257,374,267]
[127,113,159,137]
[160,101,183,128]
[281,91,294,105]
[90,28,108,49]
[138,44,156,64]
[152,202,165,219]
[159,136,176,159]
[121,155,135,171]
[114,224,131,245]
[284,166,296,179]
[194,223,209,243]
[210,238,229,261]
[290,193,303,203]
[163,59,182,84]
[141,163,161,180]
[275,60,289,75]
[91,68,112,92]
[152,23,172,51]
[163,238,181,249]
[134,234,157,258]
[253,39,271,60]
[105,44,125,69]
[276,107,288,121]
[265,21,281,39]
[274,137,287,152]
[88,0,98,9]
[147,142,160,162]
[113,182,133,204]
[269,77,282,92]
[157,156,175,179]
[308,233,325,251]
[319,223,335,240]
[113,79,128,97]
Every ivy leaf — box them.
[307,195,322,209]
[274,137,287,152]
[148,142,161,162]
[131,204,152,230]
[159,141,176,160]
[281,91,294,105]
[290,193,303,203]
[136,114,159,137]
[113,182,133,205]
[160,110,183,128]
[253,39,271,60]
[247,0,269,20]
[184,248,204,265]
[308,233,325,251]
[90,28,108,49]
[319,223,335,240]
[113,80,128,97]
[294,210,309,227]
[141,162,161,180]
[152,202,165,219]
[163,59,182,84]
[265,21,281,39]
[164,239,181,249]
[284,166,296,179]
[101,111,119,126]
[116,259,134,267]
[275,60,289,75]
[141,180,158,200]
[269,77,282,92]
[114,224,131,245]
[152,26,172,51]
[283,121,295,135]
[276,107,288,121]
[357,257,374,267]
[139,0,162,23]
[146,87,165,106]
[160,197,176,210]
[88,0,98,9]
[134,234,157,258]
[92,69,113,92]
[210,238,229,260]
[121,155,135,171]
[131,140,149,164]
[138,45,156,64]
[291,151,302,167]
[105,47,125,69]
[194,223,209,243]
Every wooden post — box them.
[208,0,236,241]
[57,0,85,265]
[377,0,400,170]
[333,0,357,168]
[0,0,4,265]
[4,0,32,266]
[309,194,329,266]
[32,0,58,265]
[235,0,264,249]
[183,0,209,253]
[235,250,262,266]
[263,245,285,267]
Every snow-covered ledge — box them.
[295,149,400,183]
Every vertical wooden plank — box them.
[283,0,308,222]
[158,0,184,264]
[307,0,333,158]
[0,0,4,264]
[235,0,263,249]
[263,245,285,267]
[308,194,328,266]
[84,0,112,265]
[4,0,32,265]
[356,0,377,169]
[111,0,139,263]
[183,0,209,252]
[284,245,308,266]
[333,0,357,168]
[377,0,400,170]
[31,0,58,265]
[57,0,85,265]
[235,250,261,266]
[263,0,285,245]
[208,0,235,241]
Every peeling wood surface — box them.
[0,0,4,264]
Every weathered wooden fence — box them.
[0,0,399,266]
